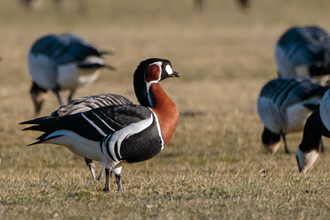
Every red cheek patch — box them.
[145,64,161,83]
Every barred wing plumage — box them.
[52,94,133,116]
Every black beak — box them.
[104,64,116,71]
[100,50,115,56]
[170,71,180,77]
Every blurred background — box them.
[2,1,330,219]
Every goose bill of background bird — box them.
[257,78,328,154]
[28,33,115,115]
[296,89,330,173]
[21,58,180,192]
[275,26,330,86]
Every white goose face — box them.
[264,142,281,154]
[296,146,319,173]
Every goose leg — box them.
[97,166,105,181]
[97,166,122,190]
[30,82,48,116]
[281,132,290,154]
[84,158,96,181]
[68,89,76,103]
[115,174,123,192]
[320,137,325,154]
[52,87,63,106]
[103,168,110,192]
[112,165,123,191]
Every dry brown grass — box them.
[1,0,330,219]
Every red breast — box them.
[149,83,179,146]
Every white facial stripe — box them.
[150,61,163,69]
[165,65,173,75]
[146,61,162,84]
[146,62,163,107]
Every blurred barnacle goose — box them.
[21,58,180,192]
[275,26,330,86]
[296,89,330,173]
[28,33,115,115]
[20,0,41,9]
[257,78,328,154]
[236,0,250,9]
[52,93,133,190]
[194,0,207,12]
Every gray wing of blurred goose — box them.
[275,26,330,84]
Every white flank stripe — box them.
[102,134,114,161]
[104,113,154,162]
[92,111,115,131]
[151,110,165,150]
[82,113,107,136]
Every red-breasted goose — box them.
[275,26,330,86]
[296,89,330,173]
[21,58,180,192]
[257,78,328,154]
[28,33,115,115]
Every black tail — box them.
[20,112,105,143]
[20,116,62,132]
[20,116,68,145]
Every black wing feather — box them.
[21,105,152,143]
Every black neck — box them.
[262,127,280,145]
[133,59,161,107]
[299,111,329,152]
[309,65,330,77]
[31,82,47,94]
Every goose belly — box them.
[28,54,57,89]
[286,104,311,132]
[44,130,104,162]
[57,63,100,90]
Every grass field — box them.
[1,0,330,219]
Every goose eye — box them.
[165,65,173,75]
